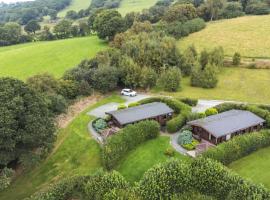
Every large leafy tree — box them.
[0,78,55,166]
[93,10,126,40]
[24,20,41,34]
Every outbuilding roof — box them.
[106,102,174,126]
[187,110,265,138]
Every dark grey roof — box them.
[106,102,174,126]
[187,110,265,138]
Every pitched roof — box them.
[106,102,174,126]
[187,110,265,138]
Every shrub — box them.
[0,168,14,191]
[117,104,127,110]
[158,67,182,92]
[102,120,160,169]
[203,130,270,165]
[179,97,198,106]
[232,52,241,65]
[93,118,108,133]
[167,114,187,133]
[205,108,218,116]
[164,147,175,157]
[187,112,206,122]
[128,102,140,108]
[182,139,199,150]
[178,130,193,145]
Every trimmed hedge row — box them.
[138,158,270,200]
[202,130,270,165]
[215,103,270,128]
[178,97,198,107]
[138,97,191,114]
[167,114,187,133]
[102,120,160,170]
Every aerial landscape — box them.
[0,0,270,199]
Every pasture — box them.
[154,67,270,104]
[229,146,270,189]
[179,15,270,58]
[118,0,158,16]
[0,36,106,80]
[58,0,92,17]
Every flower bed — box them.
[182,139,199,150]
[92,118,108,134]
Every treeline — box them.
[0,0,71,25]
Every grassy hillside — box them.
[0,36,106,80]
[153,67,270,104]
[179,15,270,58]
[118,0,158,16]
[229,146,270,189]
[0,95,125,200]
[58,0,92,17]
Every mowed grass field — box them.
[58,0,92,17]
[0,95,125,200]
[179,15,270,58]
[0,36,106,80]
[118,0,158,16]
[154,67,270,104]
[229,146,270,189]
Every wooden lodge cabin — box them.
[187,110,265,145]
[106,102,174,128]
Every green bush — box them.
[203,130,270,165]
[232,52,241,65]
[178,97,198,106]
[182,139,199,150]
[164,147,175,157]
[205,108,218,116]
[167,114,187,133]
[128,102,140,108]
[178,130,193,145]
[102,120,160,169]
[93,118,107,133]
[118,104,127,110]
[0,168,14,191]
[187,112,206,122]
[138,97,191,114]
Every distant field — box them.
[154,67,270,104]
[179,15,270,58]
[229,146,270,189]
[0,36,107,80]
[58,0,92,17]
[118,0,158,16]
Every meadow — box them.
[229,146,270,189]
[179,15,270,58]
[154,67,270,104]
[118,0,158,16]
[0,36,106,80]
[58,0,92,17]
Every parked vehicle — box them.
[121,89,137,97]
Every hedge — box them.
[138,97,191,114]
[167,114,187,133]
[202,130,270,165]
[102,120,160,169]
[178,97,198,107]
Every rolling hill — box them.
[118,0,158,16]
[58,0,92,17]
[179,15,270,58]
[0,36,107,80]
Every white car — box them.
[121,89,137,97]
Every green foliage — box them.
[53,20,73,39]
[221,2,244,19]
[179,97,198,106]
[180,45,198,76]
[232,52,241,65]
[187,112,206,121]
[102,120,160,169]
[118,104,127,110]
[177,130,193,145]
[0,78,55,166]
[163,3,197,22]
[182,139,199,150]
[164,147,175,157]
[167,114,187,133]
[245,0,270,15]
[93,118,108,133]
[139,67,158,89]
[24,20,41,34]
[0,168,14,191]
[158,67,182,92]
[128,102,140,108]
[205,108,218,116]
[203,130,270,165]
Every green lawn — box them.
[179,15,270,58]
[229,146,270,189]
[153,67,270,104]
[0,95,124,200]
[118,0,158,16]
[58,0,92,17]
[0,36,107,80]
[116,136,189,183]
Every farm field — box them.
[58,0,92,17]
[154,67,270,104]
[229,146,270,189]
[0,36,106,80]
[179,15,270,58]
[118,0,158,16]
[0,95,125,200]
[116,136,188,182]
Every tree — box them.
[39,26,55,41]
[163,3,197,22]
[198,0,225,21]
[191,64,218,88]
[140,67,158,90]
[53,20,72,39]
[0,78,55,166]
[65,10,78,20]
[93,10,126,40]
[232,52,241,65]
[158,67,182,92]
[48,9,57,20]
[24,20,41,34]
[180,46,198,76]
